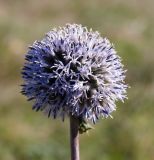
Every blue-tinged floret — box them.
[21,24,128,123]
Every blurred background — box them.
[0,0,154,159]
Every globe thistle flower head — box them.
[21,24,128,124]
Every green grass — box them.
[0,0,154,159]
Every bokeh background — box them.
[0,0,154,159]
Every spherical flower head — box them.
[21,24,128,123]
